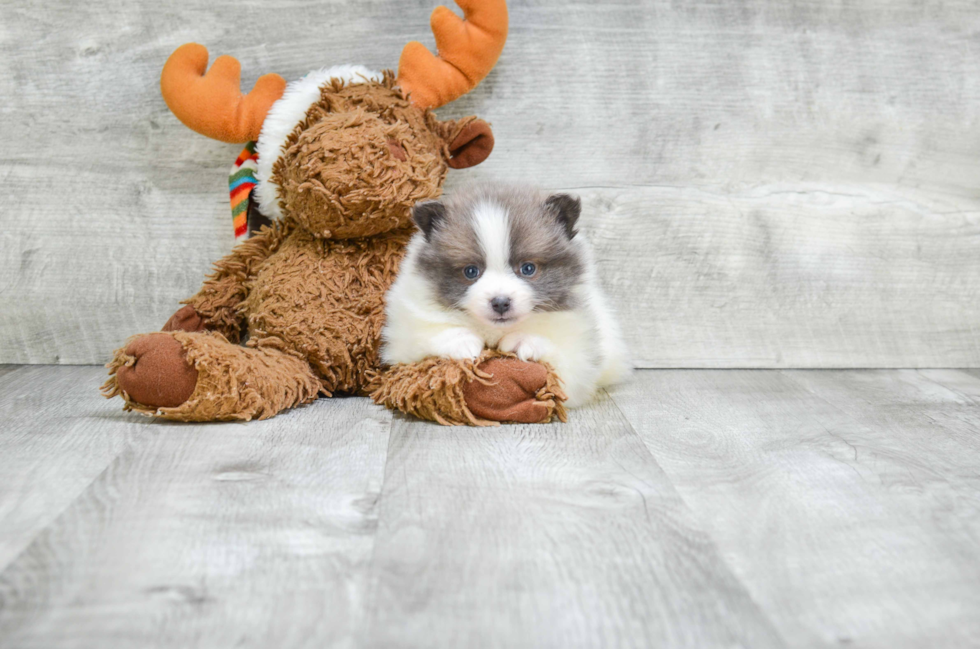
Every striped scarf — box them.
[229,141,259,241]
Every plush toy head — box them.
[159,0,507,239]
[266,72,492,239]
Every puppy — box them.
[381,183,631,408]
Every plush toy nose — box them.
[491,296,511,315]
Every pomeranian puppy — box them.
[381,183,631,407]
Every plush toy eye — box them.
[463,265,481,280]
[519,262,537,277]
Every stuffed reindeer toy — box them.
[103,0,567,425]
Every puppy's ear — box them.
[545,194,581,239]
[412,201,447,240]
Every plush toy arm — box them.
[178,221,293,343]
[370,350,566,426]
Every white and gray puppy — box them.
[381,183,630,407]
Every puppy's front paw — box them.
[497,332,553,362]
[433,328,485,360]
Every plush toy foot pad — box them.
[463,357,556,423]
[111,333,199,408]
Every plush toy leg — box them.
[370,350,567,426]
[102,331,320,422]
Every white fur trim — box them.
[254,65,383,219]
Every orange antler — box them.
[160,43,287,143]
[397,0,509,109]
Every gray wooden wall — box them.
[2,0,978,366]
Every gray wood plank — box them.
[576,185,980,368]
[2,0,980,366]
[922,368,980,401]
[0,366,145,572]
[361,395,785,649]
[0,393,392,648]
[610,370,980,648]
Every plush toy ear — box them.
[545,194,581,239]
[447,119,494,169]
[413,200,447,239]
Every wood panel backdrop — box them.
[1,0,978,366]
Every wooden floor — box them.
[1,366,979,648]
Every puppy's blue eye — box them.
[520,262,537,277]
[463,265,481,280]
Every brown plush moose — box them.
[103,0,567,425]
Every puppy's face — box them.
[414,185,585,328]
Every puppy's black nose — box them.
[490,296,511,315]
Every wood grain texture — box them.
[577,184,980,367]
[362,397,785,649]
[0,366,145,572]
[0,389,392,648]
[3,366,980,646]
[2,0,980,366]
[923,368,980,401]
[610,370,980,648]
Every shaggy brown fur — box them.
[103,331,321,421]
[241,224,414,394]
[370,351,567,426]
[185,220,295,343]
[273,73,463,240]
[104,76,565,424]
